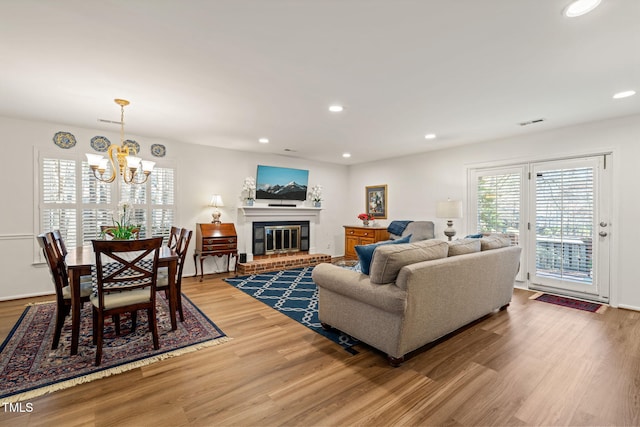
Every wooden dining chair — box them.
[36,232,93,350]
[91,237,163,365]
[158,228,192,322]
[167,226,184,251]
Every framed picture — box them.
[366,184,387,219]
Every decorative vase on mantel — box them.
[313,201,321,208]
[246,199,254,206]
[362,220,369,227]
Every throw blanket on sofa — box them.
[387,220,413,236]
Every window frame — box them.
[34,148,176,262]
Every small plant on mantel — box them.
[309,185,323,206]
[242,176,256,205]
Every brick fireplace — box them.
[236,206,331,275]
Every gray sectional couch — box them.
[312,236,522,365]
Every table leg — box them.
[193,253,198,278]
[199,256,205,282]
[168,259,177,330]
[68,269,81,355]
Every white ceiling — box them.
[1,1,638,165]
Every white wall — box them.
[347,114,640,309]
[4,113,640,308]
[0,116,349,300]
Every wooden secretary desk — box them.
[194,223,238,281]
[343,225,390,260]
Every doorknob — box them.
[599,221,608,227]
[599,231,608,237]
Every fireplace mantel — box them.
[239,206,321,218]
[237,206,322,261]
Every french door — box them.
[470,154,611,302]
[528,157,610,301]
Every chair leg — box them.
[148,307,159,350]
[131,311,138,333]
[52,306,66,350]
[95,311,104,366]
[92,307,98,345]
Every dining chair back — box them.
[36,232,92,349]
[91,237,163,365]
[168,226,183,251]
[51,229,68,258]
[157,228,192,322]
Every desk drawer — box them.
[203,243,237,251]
[203,237,237,245]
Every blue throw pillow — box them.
[355,234,412,275]
[465,233,483,239]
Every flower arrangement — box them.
[309,185,323,202]
[358,213,374,221]
[242,176,256,201]
[101,201,140,240]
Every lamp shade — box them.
[209,194,224,207]
[436,200,463,219]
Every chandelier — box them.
[86,99,155,184]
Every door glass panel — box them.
[535,166,593,285]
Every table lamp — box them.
[436,199,463,241]
[210,194,224,224]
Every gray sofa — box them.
[312,236,522,365]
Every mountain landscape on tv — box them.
[256,181,307,200]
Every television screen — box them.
[255,165,309,201]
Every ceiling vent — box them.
[518,118,545,126]
[97,118,122,125]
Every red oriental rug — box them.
[0,294,229,403]
[530,292,606,313]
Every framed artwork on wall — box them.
[366,184,387,219]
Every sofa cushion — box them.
[369,239,448,284]
[355,234,412,275]
[448,238,481,256]
[480,235,511,250]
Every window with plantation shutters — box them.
[39,151,176,250]
[477,172,521,244]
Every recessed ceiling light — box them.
[613,90,636,99]
[342,152,351,158]
[258,138,269,144]
[564,0,601,17]
[424,133,437,140]
[329,105,344,113]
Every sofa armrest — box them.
[312,263,407,314]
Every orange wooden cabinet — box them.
[343,225,389,260]
[194,223,238,281]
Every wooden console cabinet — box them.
[343,225,390,260]
[194,223,238,281]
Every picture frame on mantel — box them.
[366,184,387,219]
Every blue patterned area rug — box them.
[224,267,359,353]
[0,294,229,403]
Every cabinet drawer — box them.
[345,228,375,238]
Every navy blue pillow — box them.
[355,234,412,275]
[465,233,483,239]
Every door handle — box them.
[599,231,608,237]
[600,221,608,227]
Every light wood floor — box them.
[2,273,640,426]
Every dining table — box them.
[66,244,179,355]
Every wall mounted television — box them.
[255,165,309,201]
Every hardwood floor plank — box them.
[2,274,640,426]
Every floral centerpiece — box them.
[242,176,256,205]
[358,212,374,226]
[101,201,140,240]
[309,184,323,207]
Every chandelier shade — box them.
[86,99,155,185]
